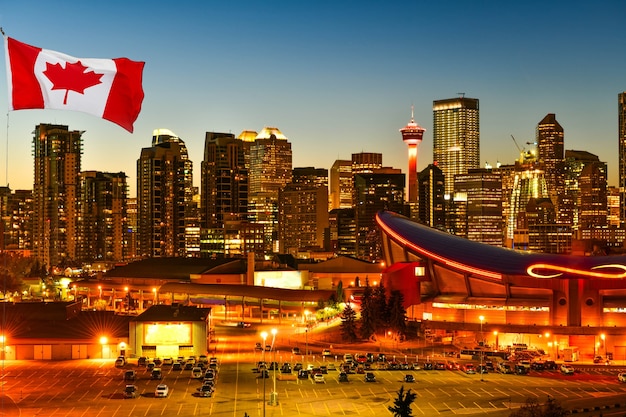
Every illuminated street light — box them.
[261,331,268,417]
[270,328,278,406]
[479,315,484,381]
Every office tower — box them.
[328,208,356,256]
[248,127,292,253]
[0,188,32,251]
[400,107,426,217]
[432,96,480,199]
[77,171,128,262]
[452,169,503,246]
[417,164,445,230]
[329,160,352,210]
[619,92,626,225]
[279,182,329,255]
[536,113,565,219]
[563,150,607,235]
[32,124,82,267]
[607,186,621,227]
[525,198,570,254]
[201,132,248,228]
[137,128,193,258]
[293,167,328,188]
[353,169,407,261]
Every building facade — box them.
[32,124,83,267]
[201,132,248,228]
[77,171,129,263]
[432,97,480,200]
[618,92,626,225]
[137,129,194,258]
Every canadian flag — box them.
[4,37,144,133]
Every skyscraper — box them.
[417,164,445,230]
[432,96,480,200]
[248,127,292,253]
[536,113,565,214]
[137,128,193,258]
[329,160,352,210]
[201,132,248,228]
[32,124,82,267]
[618,92,626,225]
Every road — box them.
[1,321,625,416]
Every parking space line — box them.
[451,387,465,397]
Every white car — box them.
[155,384,169,398]
[618,372,626,383]
[313,373,325,383]
[560,364,575,375]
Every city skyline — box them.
[1,1,625,196]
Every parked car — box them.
[462,363,476,374]
[197,384,213,397]
[423,362,433,370]
[560,364,575,375]
[137,357,147,367]
[531,361,545,371]
[338,372,349,382]
[115,356,125,368]
[434,362,446,370]
[154,384,169,398]
[498,363,513,374]
[313,373,325,383]
[593,356,604,364]
[365,372,376,382]
[281,363,292,373]
[162,357,174,366]
[255,342,263,351]
[292,347,301,355]
[191,367,203,379]
[123,370,136,381]
[544,360,558,370]
[404,374,415,382]
[124,384,138,399]
[618,372,626,383]
[172,362,183,371]
[322,349,332,357]
[236,321,251,328]
[151,368,163,380]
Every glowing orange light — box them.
[527,263,626,279]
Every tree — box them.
[359,278,376,340]
[372,278,389,334]
[509,397,569,417]
[388,385,417,417]
[340,302,359,342]
[388,290,407,337]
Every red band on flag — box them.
[7,37,45,109]
[104,58,145,133]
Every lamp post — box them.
[479,315,484,381]
[260,331,268,417]
[270,328,278,406]
[493,331,499,351]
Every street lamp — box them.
[260,331,268,417]
[479,315,484,381]
[270,328,278,406]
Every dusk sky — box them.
[1,1,625,196]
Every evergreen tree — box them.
[388,290,407,337]
[372,278,389,334]
[336,280,344,303]
[340,302,358,342]
[388,385,417,417]
[359,278,376,340]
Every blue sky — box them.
[1,1,625,195]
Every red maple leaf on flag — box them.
[43,60,103,104]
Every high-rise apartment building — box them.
[77,171,128,262]
[328,208,356,257]
[329,160,352,210]
[201,132,248,228]
[248,127,292,253]
[32,124,82,267]
[536,113,565,219]
[618,92,626,225]
[0,187,32,251]
[137,129,193,258]
[432,97,480,199]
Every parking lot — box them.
[2,354,626,417]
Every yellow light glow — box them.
[99,336,108,345]
[527,263,626,279]
[145,324,191,345]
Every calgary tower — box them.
[400,106,426,204]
